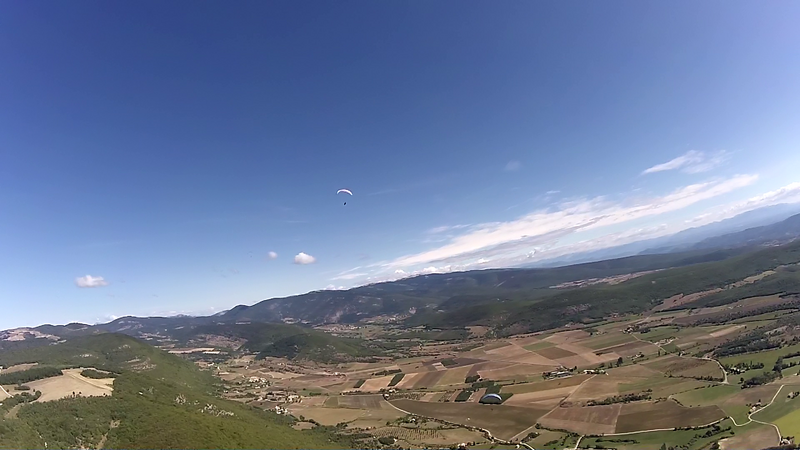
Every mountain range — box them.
[5,204,800,342]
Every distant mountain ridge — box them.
[5,204,799,339]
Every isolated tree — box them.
[659,444,667,450]
[616,357,624,367]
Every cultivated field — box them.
[615,400,726,433]
[390,399,548,440]
[538,404,621,435]
[25,368,114,402]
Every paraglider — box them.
[337,189,353,205]
[478,393,503,404]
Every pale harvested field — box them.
[538,404,621,435]
[567,378,619,401]
[478,364,551,380]
[359,375,394,392]
[468,361,513,377]
[262,371,304,379]
[544,330,591,344]
[26,370,114,402]
[512,352,559,366]
[287,406,365,425]
[512,336,546,346]
[485,345,533,359]
[502,387,576,406]
[480,342,512,352]
[502,375,590,394]
[396,372,424,389]
[436,366,472,386]
[554,355,593,368]
[709,325,746,338]
[0,363,39,374]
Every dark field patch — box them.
[536,347,578,359]
[615,400,726,433]
[390,399,546,440]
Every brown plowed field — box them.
[390,400,547,440]
[411,371,446,389]
[536,347,578,359]
[615,400,726,433]
[538,404,621,435]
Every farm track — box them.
[731,384,784,441]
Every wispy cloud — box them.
[75,275,109,288]
[505,160,522,172]
[642,150,729,175]
[427,224,471,234]
[384,175,756,268]
[333,175,759,286]
[293,252,316,265]
[686,181,800,226]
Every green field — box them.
[673,384,739,407]
[581,333,636,350]
[582,420,736,450]
[522,341,554,352]
[719,342,800,367]
[773,407,800,440]
[751,395,800,424]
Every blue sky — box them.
[2,1,800,329]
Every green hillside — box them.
[175,322,384,363]
[0,334,355,449]
[415,240,800,334]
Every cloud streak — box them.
[505,160,521,171]
[642,150,729,175]
[384,174,757,268]
[75,275,109,288]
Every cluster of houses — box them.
[543,366,574,379]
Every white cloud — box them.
[546,190,561,195]
[268,251,278,260]
[642,150,729,175]
[293,252,316,265]
[383,175,756,268]
[505,160,522,171]
[75,275,109,288]
[332,272,368,281]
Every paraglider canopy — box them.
[479,393,503,404]
[337,189,352,205]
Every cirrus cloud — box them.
[293,252,316,265]
[642,150,729,175]
[75,275,109,288]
